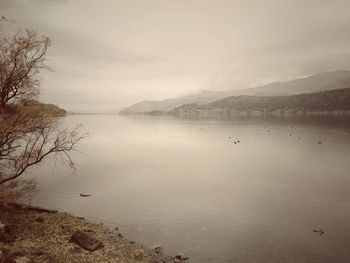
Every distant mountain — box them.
[235,70,350,96]
[120,70,350,115]
[170,87,350,117]
[119,89,237,115]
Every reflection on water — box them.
[32,115,350,263]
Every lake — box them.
[31,115,350,263]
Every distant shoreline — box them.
[120,109,350,117]
[68,112,119,115]
[169,109,350,118]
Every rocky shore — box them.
[0,203,188,263]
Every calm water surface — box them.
[32,115,350,263]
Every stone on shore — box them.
[70,230,104,252]
[14,256,32,263]
[0,222,17,243]
[174,252,189,261]
[132,248,145,259]
[175,252,185,259]
[35,216,44,223]
[151,245,162,254]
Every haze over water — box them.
[32,115,350,263]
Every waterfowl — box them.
[313,228,325,235]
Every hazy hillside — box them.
[120,70,350,114]
[170,88,350,116]
[240,70,350,96]
[21,100,67,117]
[119,89,237,115]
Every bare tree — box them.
[0,19,84,197]
[0,26,49,108]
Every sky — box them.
[1,0,350,111]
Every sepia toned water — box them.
[32,115,350,263]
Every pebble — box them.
[0,222,6,233]
[175,253,184,259]
[0,223,17,242]
[132,249,145,258]
[35,216,44,222]
[152,245,162,254]
[14,256,32,263]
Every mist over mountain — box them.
[170,87,350,117]
[120,70,350,114]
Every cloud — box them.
[2,0,350,110]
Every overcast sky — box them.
[1,0,350,111]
